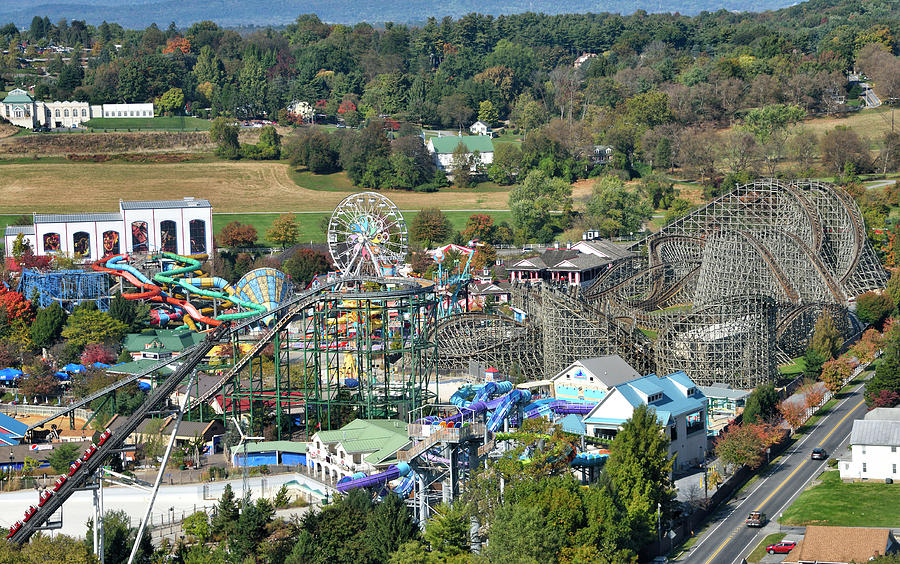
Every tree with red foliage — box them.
[778,400,806,430]
[804,384,826,414]
[871,389,900,408]
[337,98,357,114]
[216,222,258,248]
[716,424,764,470]
[163,36,191,54]
[80,343,117,366]
[462,213,496,243]
[0,285,35,324]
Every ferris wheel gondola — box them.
[328,192,408,277]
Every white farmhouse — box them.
[840,407,900,482]
[469,120,493,137]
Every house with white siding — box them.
[840,407,900,482]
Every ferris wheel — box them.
[327,192,408,277]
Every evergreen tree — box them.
[363,493,418,562]
[210,483,239,539]
[30,302,67,349]
[230,497,275,560]
[743,383,779,424]
[423,503,468,555]
[604,404,675,545]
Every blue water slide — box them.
[570,452,609,467]
[391,469,417,496]
[472,381,513,403]
[449,385,477,408]
[486,390,532,432]
[336,462,411,493]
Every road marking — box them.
[698,386,867,564]
[816,399,864,446]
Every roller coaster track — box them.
[434,313,528,360]
[8,323,232,545]
[10,275,436,545]
[735,230,800,304]
[778,229,846,303]
[24,347,203,433]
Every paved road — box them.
[680,380,869,563]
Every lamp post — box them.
[700,446,707,500]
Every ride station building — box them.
[3,198,213,263]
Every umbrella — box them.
[62,364,85,373]
[0,368,23,381]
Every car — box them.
[38,490,52,507]
[68,460,82,476]
[22,506,37,522]
[82,444,97,461]
[52,475,67,491]
[767,541,797,554]
[745,511,766,527]
[811,448,827,460]
[97,430,111,446]
[6,521,22,539]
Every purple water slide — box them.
[336,462,410,493]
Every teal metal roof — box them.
[2,89,33,104]
[429,135,494,154]
[123,328,205,353]
[106,359,175,376]
[315,418,410,465]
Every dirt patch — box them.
[0,121,19,140]
[0,129,266,157]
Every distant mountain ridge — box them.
[9,0,801,28]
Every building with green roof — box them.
[306,418,410,483]
[2,88,36,129]
[123,327,206,360]
[426,134,495,175]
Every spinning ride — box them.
[328,192,408,276]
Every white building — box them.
[469,120,493,137]
[305,419,410,483]
[2,88,154,129]
[583,371,708,472]
[4,198,213,263]
[551,355,642,403]
[840,408,900,482]
[425,134,494,173]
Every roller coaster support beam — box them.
[127,369,197,564]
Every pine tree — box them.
[363,493,419,562]
[604,404,675,545]
[30,302,67,349]
[743,383,779,424]
[210,483,239,539]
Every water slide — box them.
[523,398,596,419]
[450,381,513,408]
[93,254,219,326]
[153,253,267,321]
[486,389,532,432]
[336,462,411,493]
[570,451,609,467]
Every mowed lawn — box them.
[780,470,900,527]
[82,116,211,131]
[214,210,513,245]
[0,160,526,213]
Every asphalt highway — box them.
[681,379,869,563]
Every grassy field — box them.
[800,107,896,145]
[780,470,900,527]
[747,533,787,563]
[82,116,211,131]
[214,210,514,245]
[778,357,807,376]
[0,160,559,214]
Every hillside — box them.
[10,0,803,28]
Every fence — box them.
[0,403,92,421]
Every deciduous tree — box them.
[743,383,779,424]
[216,222,258,248]
[410,208,452,246]
[809,311,842,360]
[61,309,127,349]
[266,214,300,248]
[856,291,893,327]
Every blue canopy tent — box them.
[92,362,111,369]
[136,381,152,391]
[62,363,85,373]
[0,368,23,382]
[54,371,70,381]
